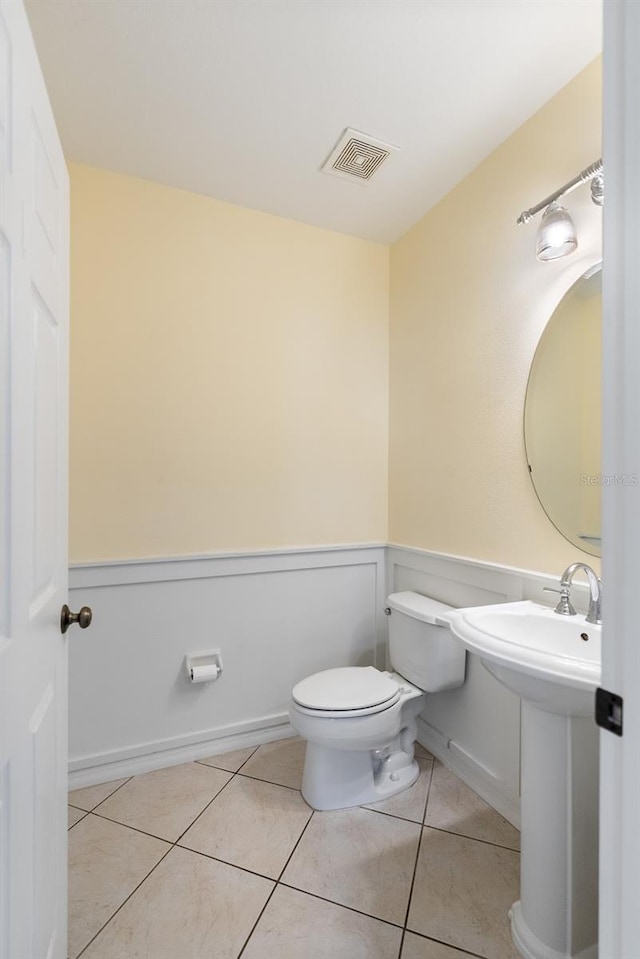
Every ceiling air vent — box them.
[321,128,397,184]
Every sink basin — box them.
[446,600,601,716]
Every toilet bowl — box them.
[289,592,466,810]
[291,667,425,809]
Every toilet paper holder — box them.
[184,649,223,684]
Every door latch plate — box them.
[595,687,623,736]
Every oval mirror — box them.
[524,264,602,556]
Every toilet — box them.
[290,591,466,810]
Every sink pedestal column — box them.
[510,702,599,959]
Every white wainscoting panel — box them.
[387,544,592,828]
[69,541,588,818]
[68,545,386,788]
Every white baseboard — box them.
[68,712,295,790]
[417,715,520,829]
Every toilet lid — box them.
[292,666,399,711]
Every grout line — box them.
[421,758,435,826]
[175,804,315,886]
[398,757,437,957]
[75,762,259,957]
[194,743,260,774]
[398,930,405,958]
[175,843,282,884]
[173,772,238,845]
[181,803,413,941]
[233,745,261,771]
[88,809,179,844]
[235,883,279,959]
[75,842,174,959]
[233,767,309,958]
[69,775,133,815]
[72,745,297,959]
[362,805,423,827]
[67,809,89,831]
[421,763,519,851]
[423,822,521,853]
[400,810,426,942]
[422,761,436,825]
[277,880,405,931]
[276,810,314,882]
[398,761,435,959]
[403,928,486,958]
[235,771,302,793]
[87,766,236,845]
[234,765,312,959]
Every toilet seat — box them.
[292,666,401,718]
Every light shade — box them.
[536,202,578,261]
[591,173,604,206]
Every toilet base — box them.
[301,741,420,811]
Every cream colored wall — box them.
[71,59,602,571]
[389,58,602,574]
[69,164,388,561]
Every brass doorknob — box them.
[60,604,93,634]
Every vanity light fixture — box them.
[518,158,603,262]
[535,202,577,261]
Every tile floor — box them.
[67,737,522,959]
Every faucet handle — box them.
[586,580,602,625]
[543,585,576,617]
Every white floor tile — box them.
[240,737,306,790]
[425,762,520,850]
[408,827,520,959]
[198,746,258,772]
[68,814,169,959]
[180,775,312,879]
[95,761,232,841]
[243,885,402,959]
[282,806,420,925]
[68,806,87,829]
[81,846,273,959]
[69,741,525,959]
[68,777,129,812]
[401,931,475,959]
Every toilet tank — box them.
[387,591,466,692]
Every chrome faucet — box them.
[544,563,602,625]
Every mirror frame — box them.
[523,259,602,557]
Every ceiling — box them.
[25,0,602,244]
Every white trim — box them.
[387,542,559,582]
[386,542,591,609]
[68,712,296,789]
[70,541,386,569]
[70,540,583,596]
[417,716,520,829]
[70,544,387,588]
[600,2,640,956]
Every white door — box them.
[0,1,71,957]
[599,2,640,956]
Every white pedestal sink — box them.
[445,600,601,959]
